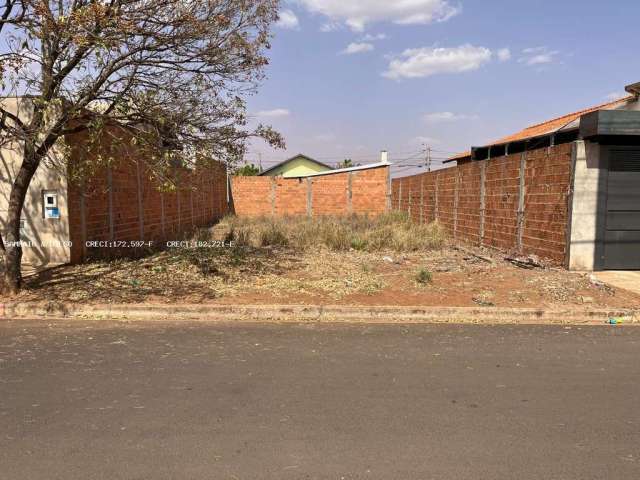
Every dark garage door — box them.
[604,148,640,270]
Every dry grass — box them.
[9,214,636,309]
[217,212,447,253]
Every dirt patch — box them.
[6,240,640,310]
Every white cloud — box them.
[255,108,291,118]
[383,45,493,80]
[341,42,374,55]
[605,92,628,102]
[360,33,388,41]
[519,47,559,66]
[423,112,478,123]
[277,9,300,29]
[295,0,461,32]
[319,21,341,32]
[497,48,511,62]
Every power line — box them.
[242,146,457,167]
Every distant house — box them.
[260,154,333,178]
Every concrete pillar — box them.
[136,159,144,240]
[177,187,181,230]
[160,192,166,238]
[107,166,114,241]
[567,141,607,271]
[270,177,276,216]
[516,152,527,252]
[80,186,87,259]
[420,176,425,224]
[190,188,194,228]
[306,178,313,217]
[347,173,353,214]
[479,162,486,245]
[434,173,440,220]
[453,170,460,239]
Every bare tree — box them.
[0,0,283,293]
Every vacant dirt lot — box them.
[5,217,639,310]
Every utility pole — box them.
[258,152,263,173]
[425,146,432,172]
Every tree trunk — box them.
[3,144,42,294]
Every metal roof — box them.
[445,95,635,163]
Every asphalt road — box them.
[1,320,639,480]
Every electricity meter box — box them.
[42,190,60,219]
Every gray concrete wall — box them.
[0,98,71,270]
[567,140,607,271]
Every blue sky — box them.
[246,0,640,175]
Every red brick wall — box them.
[522,143,573,263]
[274,177,308,217]
[313,175,349,216]
[391,143,574,265]
[351,166,389,216]
[484,153,521,251]
[231,166,390,218]
[229,177,273,217]
[67,128,228,263]
[457,161,483,245]
[436,168,457,235]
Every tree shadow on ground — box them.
[16,245,304,303]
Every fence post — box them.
[79,185,87,259]
[347,173,353,214]
[454,169,460,239]
[479,162,486,246]
[420,176,425,224]
[517,151,527,252]
[177,186,181,231]
[160,192,166,239]
[211,172,216,219]
[270,177,276,216]
[398,180,403,211]
[434,172,440,221]
[306,178,313,218]
[107,165,114,241]
[408,179,412,218]
[190,188,195,228]
[136,159,144,240]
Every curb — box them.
[1,302,638,325]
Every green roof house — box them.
[260,154,333,178]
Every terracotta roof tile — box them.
[447,95,635,162]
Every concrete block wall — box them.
[66,128,228,263]
[231,166,390,218]
[392,143,574,264]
